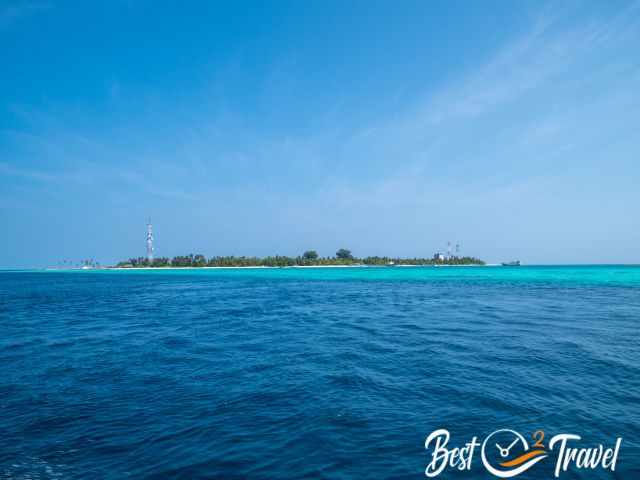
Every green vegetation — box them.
[335,248,353,260]
[116,250,484,268]
[302,250,318,260]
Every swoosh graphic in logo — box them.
[500,449,547,468]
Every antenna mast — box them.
[146,219,154,262]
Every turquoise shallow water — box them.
[91,264,640,284]
[1,265,639,479]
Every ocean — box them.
[1,265,638,479]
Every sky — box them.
[1,0,639,267]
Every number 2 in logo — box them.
[532,430,545,449]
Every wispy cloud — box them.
[423,2,639,124]
[0,161,59,182]
[333,3,640,182]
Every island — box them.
[115,249,485,268]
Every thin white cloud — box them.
[416,3,639,126]
[0,161,59,181]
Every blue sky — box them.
[1,0,639,267]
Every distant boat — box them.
[501,261,521,266]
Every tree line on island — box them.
[116,249,484,268]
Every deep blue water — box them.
[1,266,639,479]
